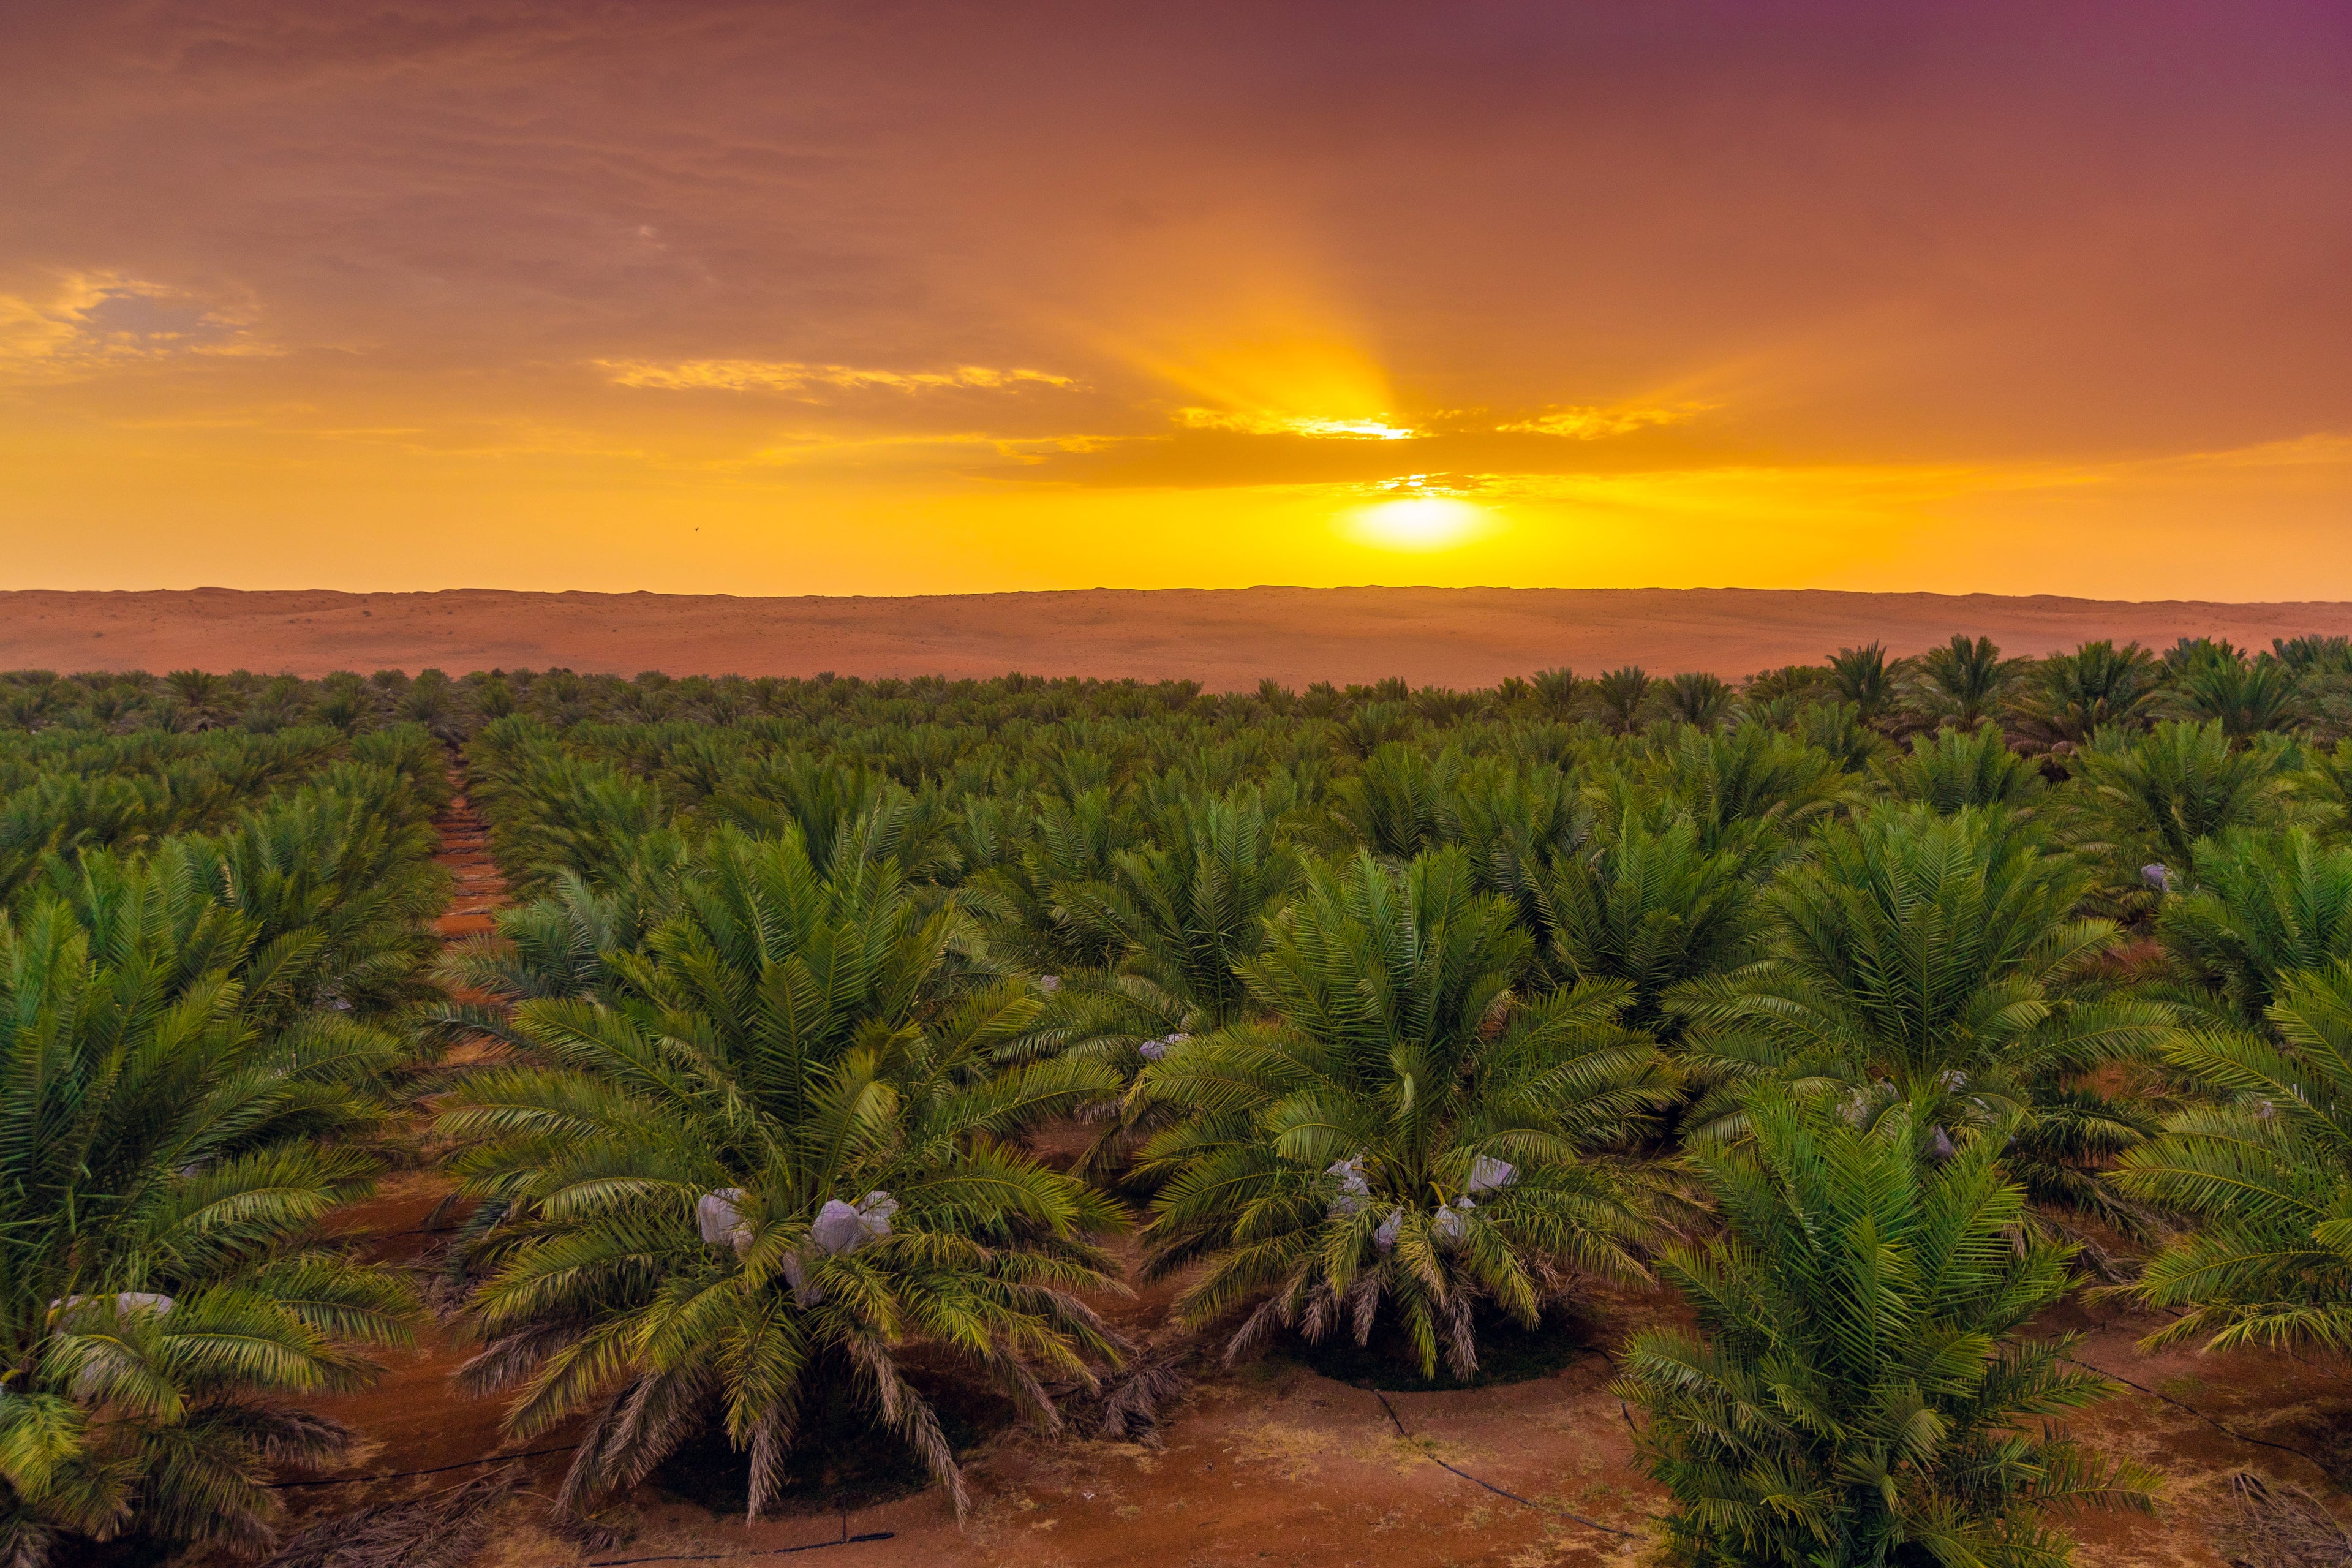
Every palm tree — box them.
[1670,804,2174,1221]
[1659,671,1738,731]
[2156,827,2352,1028]
[1629,720,1851,869]
[1790,699,1885,773]
[1618,1087,2156,1566]
[1328,741,1452,860]
[704,753,960,884]
[2168,652,2307,742]
[2059,719,2298,897]
[1023,789,1304,1054]
[435,828,1126,1519]
[966,786,1133,976]
[2116,962,2352,1354]
[424,865,677,1060]
[1007,790,1306,1174]
[1872,723,2043,815]
[0,899,419,1568]
[1540,815,1762,1035]
[1741,663,1835,726]
[1827,642,1898,726]
[183,771,453,1023]
[1591,666,1654,735]
[2005,641,2163,748]
[1531,667,1580,714]
[1905,632,2027,730]
[470,732,674,899]
[1134,849,1676,1379]
[1436,758,1591,932]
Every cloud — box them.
[0,273,271,383]
[1493,402,1713,439]
[1174,407,1419,440]
[597,358,1079,394]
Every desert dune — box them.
[8,586,2352,687]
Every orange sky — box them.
[4,2,2350,598]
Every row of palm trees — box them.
[7,629,2349,743]
[2,734,451,1567]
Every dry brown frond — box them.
[260,1468,514,1568]
[2214,1472,2352,1568]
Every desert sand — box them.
[10,586,2352,688]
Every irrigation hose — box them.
[585,1537,895,1565]
[2059,1353,2337,1474]
[589,1515,895,1565]
[268,1444,584,1489]
[1367,1389,1643,1540]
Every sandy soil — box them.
[269,762,2352,1568]
[15,587,2352,688]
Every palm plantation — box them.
[18,631,2352,1561]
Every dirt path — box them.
[279,758,586,1544]
[584,1290,2352,1568]
[272,760,2352,1567]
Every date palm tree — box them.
[1828,642,1898,726]
[1134,848,1676,1379]
[0,899,418,1568]
[2155,827,2352,1028]
[1670,804,2176,1222]
[1005,789,1307,1174]
[1630,720,1852,869]
[963,786,1134,976]
[1618,1087,2155,1566]
[2059,720,2299,901]
[1018,790,1304,1054]
[2004,641,2163,748]
[435,829,1126,1520]
[2116,962,2352,1355]
[1591,666,1654,736]
[1539,815,1763,1036]
[1873,723,2043,815]
[2168,650,2307,743]
[1659,671,1739,731]
[1906,632,2027,730]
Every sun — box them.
[1344,495,1487,551]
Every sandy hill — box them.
[6,586,2352,689]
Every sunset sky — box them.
[4,2,2350,598]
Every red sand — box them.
[12,586,2352,688]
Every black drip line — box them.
[1367,1388,1643,1540]
[269,1444,584,1490]
[2060,1352,2339,1473]
[587,1525,895,1566]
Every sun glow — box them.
[1344,496,1488,551]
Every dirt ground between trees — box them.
[270,762,2352,1568]
[17,586,2352,689]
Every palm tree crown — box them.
[1134,848,1675,1378]
[1671,805,2174,1218]
[1618,1088,2155,1566]
[437,828,1126,1519]
[2118,962,2352,1355]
